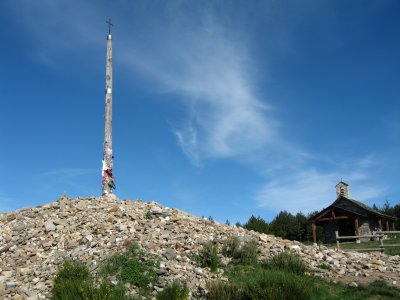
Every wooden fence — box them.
[335,230,400,252]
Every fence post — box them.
[355,218,360,243]
[335,231,340,250]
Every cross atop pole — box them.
[106,18,114,34]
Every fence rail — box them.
[335,230,400,252]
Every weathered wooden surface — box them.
[102,32,115,195]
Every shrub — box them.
[99,242,158,294]
[222,237,258,265]
[51,262,133,300]
[194,241,220,272]
[51,261,91,300]
[222,236,241,258]
[145,210,152,219]
[241,270,313,300]
[211,267,314,300]
[54,261,90,282]
[52,261,131,300]
[52,244,159,300]
[156,281,189,300]
[207,281,244,300]
[262,251,307,275]
[237,239,258,265]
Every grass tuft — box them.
[209,267,313,300]
[222,236,258,265]
[156,281,189,300]
[207,281,244,300]
[262,251,308,275]
[194,241,220,272]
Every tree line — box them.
[235,211,321,243]
[373,200,400,229]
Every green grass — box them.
[312,279,400,300]
[215,265,400,300]
[156,281,189,300]
[208,251,400,300]
[261,251,307,275]
[207,281,244,300]
[217,252,314,299]
[328,237,400,255]
[384,248,400,255]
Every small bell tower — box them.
[335,181,349,198]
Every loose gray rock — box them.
[0,196,399,299]
[44,221,56,232]
[150,206,163,215]
[163,249,177,260]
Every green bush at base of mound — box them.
[208,269,314,300]
[261,250,308,275]
[51,262,128,300]
[156,281,189,300]
[193,241,220,272]
[52,243,158,300]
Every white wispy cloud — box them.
[255,157,387,215]
[9,0,277,165]
[121,16,276,164]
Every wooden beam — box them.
[337,234,384,239]
[318,216,350,221]
[313,209,331,222]
[379,218,382,230]
[332,211,336,220]
[392,222,396,231]
[312,222,317,244]
[386,220,390,231]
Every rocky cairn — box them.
[1,195,400,299]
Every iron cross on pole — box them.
[106,18,113,34]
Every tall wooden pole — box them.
[102,19,115,195]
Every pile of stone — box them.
[1,195,399,299]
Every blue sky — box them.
[1,0,399,223]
